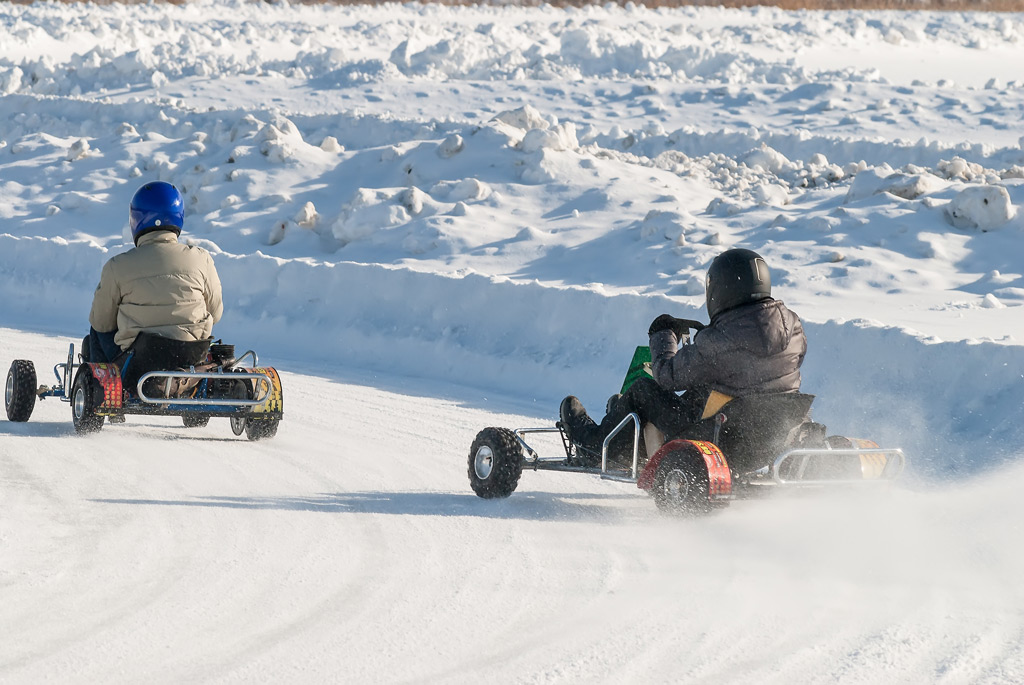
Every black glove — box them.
[648,314,706,338]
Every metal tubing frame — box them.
[770,447,906,486]
[511,414,642,483]
[44,343,78,402]
[229,350,259,369]
[136,370,273,407]
[600,413,641,482]
[512,426,562,465]
[513,427,612,475]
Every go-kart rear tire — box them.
[183,415,210,428]
[6,360,37,422]
[245,418,278,441]
[652,447,711,517]
[71,368,104,435]
[468,427,523,499]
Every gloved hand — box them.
[648,314,706,338]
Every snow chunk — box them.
[741,145,794,175]
[448,178,491,203]
[267,220,288,246]
[493,105,550,133]
[938,157,985,182]
[519,123,578,153]
[320,136,343,153]
[231,114,264,142]
[945,185,1016,231]
[982,293,1006,309]
[0,67,23,95]
[66,139,91,161]
[293,202,319,229]
[808,153,829,167]
[437,134,464,159]
[706,197,744,216]
[399,187,428,216]
[117,123,140,139]
[881,173,947,200]
[752,184,789,207]
[1000,166,1024,180]
[844,167,939,203]
[331,188,412,245]
[640,210,688,243]
[258,123,304,163]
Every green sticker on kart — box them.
[620,346,653,394]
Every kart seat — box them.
[120,332,212,395]
[706,392,816,474]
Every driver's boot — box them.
[559,396,601,466]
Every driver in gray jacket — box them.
[560,248,807,465]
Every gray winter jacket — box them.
[649,299,806,397]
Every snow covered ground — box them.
[2,1,1024,681]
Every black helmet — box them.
[705,248,772,319]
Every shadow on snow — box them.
[91,490,649,522]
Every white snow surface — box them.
[2,2,1024,682]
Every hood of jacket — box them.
[704,298,797,357]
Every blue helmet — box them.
[129,182,184,245]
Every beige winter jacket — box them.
[89,231,224,350]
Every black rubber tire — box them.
[468,427,523,499]
[652,448,711,517]
[183,415,210,428]
[245,418,279,441]
[6,360,37,422]
[71,368,104,435]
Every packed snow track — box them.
[2,328,1022,683]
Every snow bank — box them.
[4,233,1023,482]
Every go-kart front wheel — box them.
[468,427,523,499]
[6,360,37,422]
[71,368,104,434]
[652,447,711,517]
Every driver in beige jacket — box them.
[87,182,223,362]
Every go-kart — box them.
[5,332,283,440]
[467,347,905,516]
